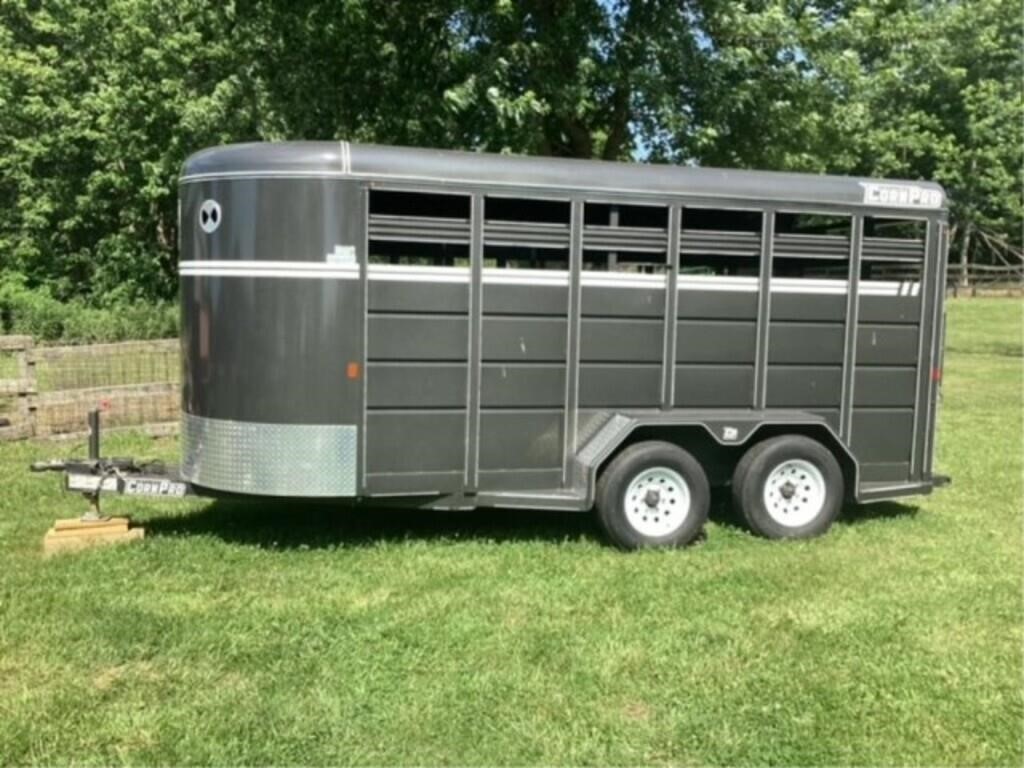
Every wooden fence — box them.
[946,263,1023,296]
[0,336,179,441]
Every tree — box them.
[0,0,1019,304]
[0,0,265,302]
[811,0,1023,272]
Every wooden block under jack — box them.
[43,517,144,556]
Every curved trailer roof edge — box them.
[180,141,948,213]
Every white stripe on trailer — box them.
[582,272,667,290]
[179,262,923,297]
[677,275,759,292]
[179,260,360,279]
[770,278,848,295]
[180,268,360,279]
[338,140,352,174]
[182,260,360,272]
[859,280,920,297]
[367,264,471,283]
[483,267,569,287]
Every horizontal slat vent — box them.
[583,225,668,252]
[368,214,470,244]
[863,237,925,262]
[773,234,849,260]
[484,220,570,249]
[680,230,760,257]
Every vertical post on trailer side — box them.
[562,199,583,485]
[840,215,863,442]
[753,209,776,409]
[464,192,484,492]
[661,205,681,410]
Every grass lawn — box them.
[0,298,1020,765]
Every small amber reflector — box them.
[346,362,361,380]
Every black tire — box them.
[731,435,844,539]
[595,441,710,550]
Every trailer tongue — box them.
[31,410,193,522]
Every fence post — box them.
[0,335,37,439]
[18,337,37,438]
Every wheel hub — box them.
[762,458,827,527]
[623,466,691,538]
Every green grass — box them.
[0,298,1021,765]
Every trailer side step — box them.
[474,489,589,511]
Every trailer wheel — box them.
[731,435,843,539]
[596,441,709,550]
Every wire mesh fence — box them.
[0,337,179,440]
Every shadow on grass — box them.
[705,486,919,532]
[706,487,746,532]
[144,498,601,550]
[841,499,920,526]
[143,489,919,550]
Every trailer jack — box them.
[31,409,192,524]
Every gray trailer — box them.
[44,142,952,549]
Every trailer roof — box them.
[181,141,947,213]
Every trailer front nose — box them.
[178,163,364,498]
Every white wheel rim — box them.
[623,466,690,538]
[763,458,827,527]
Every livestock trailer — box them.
[46,142,953,549]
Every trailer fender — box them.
[575,411,859,507]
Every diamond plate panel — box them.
[182,413,357,497]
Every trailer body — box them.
[178,142,948,512]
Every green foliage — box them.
[0,0,262,304]
[0,0,1019,314]
[0,273,176,342]
[812,0,1024,257]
